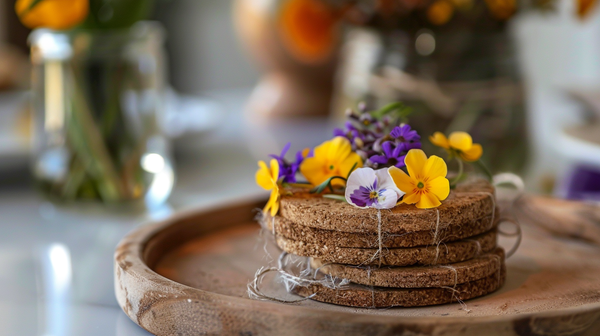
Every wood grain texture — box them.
[115,197,600,336]
[516,195,600,246]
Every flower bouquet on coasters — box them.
[249,102,509,309]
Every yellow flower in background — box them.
[450,0,473,10]
[484,0,516,20]
[430,131,483,162]
[300,137,363,187]
[389,149,450,209]
[16,0,89,30]
[279,0,339,64]
[256,159,281,216]
[577,0,598,18]
[427,0,454,25]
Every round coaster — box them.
[310,248,505,288]
[262,212,498,248]
[279,178,495,234]
[292,266,506,308]
[275,230,497,266]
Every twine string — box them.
[492,173,524,259]
[377,209,383,267]
[497,217,522,258]
[249,176,524,309]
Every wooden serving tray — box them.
[115,198,600,336]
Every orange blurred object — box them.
[279,0,339,64]
[484,0,516,20]
[15,0,89,30]
[577,0,598,18]
[427,0,454,25]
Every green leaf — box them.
[322,194,348,202]
[80,0,157,30]
[310,176,347,194]
[346,162,358,179]
[370,102,413,120]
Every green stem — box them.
[475,160,494,181]
[450,158,464,188]
[323,194,347,202]
[67,65,127,201]
[61,158,87,199]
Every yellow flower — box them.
[256,159,280,216]
[300,136,363,187]
[429,131,482,162]
[279,0,339,63]
[484,0,516,20]
[16,0,89,30]
[427,0,454,26]
[577,0,598,19]
[389,149,450,209]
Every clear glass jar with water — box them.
[29,21,174,206]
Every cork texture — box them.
[279,179,495,234]
[275,230,497,266]
[310,248,505,288]
[262,211,498,248]
[293,265,506,308]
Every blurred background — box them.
[1,0,600,201]
[1,0,600,334]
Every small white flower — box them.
[345,167,404,209]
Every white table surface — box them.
[0,89,336,336]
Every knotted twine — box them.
[249,175,524,309]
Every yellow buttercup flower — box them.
[389,149,450,209]
[16,0,89,30]
[300,136,363,187]
[429,131,482,162]
[256,159,280,216]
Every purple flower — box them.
[391,124,420,142]
[333,122,364,145]
[369,141,406,168]
[349,180,379,207]
[402,141,422,151]
[269,143,308,183]
[345,167,403,209]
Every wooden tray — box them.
[115,198,600,336]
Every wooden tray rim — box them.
[114,197,600,333]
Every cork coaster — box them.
[279,178,495,234]
[275,230,497,266]
[262,212,498,248]
[292,265,506,308]
[310,248,505,288]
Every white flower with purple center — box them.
[345,167,404,209]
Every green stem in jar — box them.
[66,64,127,202]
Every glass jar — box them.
[29,21,174,206]
[333,26,528,174]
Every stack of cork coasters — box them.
[261,178,506,308]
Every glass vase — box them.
[334,26,528,174]
[29,21,174,206]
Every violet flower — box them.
[269,143,308,183]
[333,122,364,146]
[369,141,407,168]
[391,124,420,142]
[345,167,403,209]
